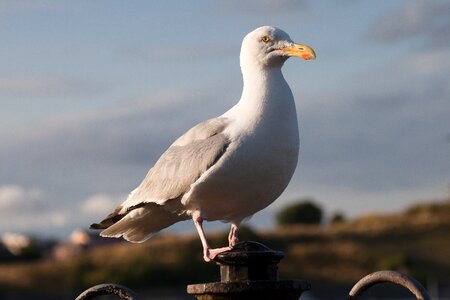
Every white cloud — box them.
[0,185,71,235]
[0,185,45,211]
[80,194,120,217]
[47,211,70,227]
[0,210,70,234]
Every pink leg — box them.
[228,223,239,247]
[192,211,231,262]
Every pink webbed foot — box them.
[203,246,232,262]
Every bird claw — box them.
[203,246,232,262]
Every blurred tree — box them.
[18,240,43,261]
[0,243,15,262]
[276,199,322,226]
[0,240,42,262]
[330,211,346,224]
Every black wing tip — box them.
[90,223,104,230]
[89,205,125,230]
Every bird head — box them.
[240,26,316,70]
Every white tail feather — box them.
[100,205,185,243]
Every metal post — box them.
[186,241,311,300]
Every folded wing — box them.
[90,117,231,242]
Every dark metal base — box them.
[187,279,311,300]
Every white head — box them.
[240,26,316,72]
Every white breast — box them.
[183,68,299,224]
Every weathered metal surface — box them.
[216,241,284,282]
[75,283,141,300]
[187,241,311,300]
[187,279,311,300]
[348,270,431,300]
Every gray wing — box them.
[120,117,231,209]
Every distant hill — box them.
[271,199,450,285]
[0,199,449,299]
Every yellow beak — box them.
[281,43,316,60]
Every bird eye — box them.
[261,36,271,43]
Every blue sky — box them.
[1,0,449,238]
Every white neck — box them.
[227,65,294,123]
[241,65,284,102]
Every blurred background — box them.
[0,0,449,299]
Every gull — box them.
[91,26,316,261]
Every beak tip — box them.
[302,54,316,60]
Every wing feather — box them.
[92,117,231,229]
[130,133,229,205]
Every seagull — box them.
[91,26,315,262]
